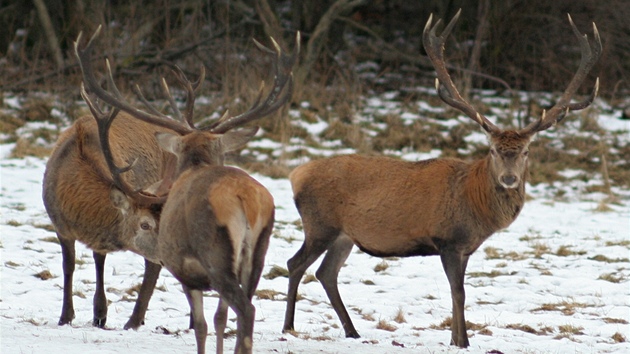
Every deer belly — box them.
[346,224,440,257]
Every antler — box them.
[80,85,167,206]
[74,26,195,135]
[520,14,601,134]
[423,9,500,134]
[207,32,300,134]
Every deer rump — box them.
[156,165,275,292]
[291,154,523,258]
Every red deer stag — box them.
[42,27,188,329]
[282,11,600,348]
[76,27,299,354]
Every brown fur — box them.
[283,131,532,347]
[42,113,174,329]
[137,130,274,354]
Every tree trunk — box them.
[33,0,64,70]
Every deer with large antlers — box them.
[75,27,298,354]
[282,11,601,348]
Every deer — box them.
[282,11,601,348]
[75,27,299,354]
[42,34,184,329]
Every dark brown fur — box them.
[42,113,173,329]
[134,130,274,354]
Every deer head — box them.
[423,10,601,189]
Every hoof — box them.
[92,317,107,328]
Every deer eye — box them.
[140,222,152,230]
[522,150,529,157]
[490,148,497,156]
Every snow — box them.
[1,148,629,354]
[1,88,629,353]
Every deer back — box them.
[290,154,525,257]
[154,165,275,289]
[43,113,173,253]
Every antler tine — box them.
[423,9,500,134]
[521,15,602,134]
[74,26,192,135]
[171,65,206,129]
[209,31,300,134]
[80,85,166,206]
[159,77,184,122]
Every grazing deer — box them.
[282,11,601,348]
[76,27,298,354]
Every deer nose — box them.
[500,175,518,187]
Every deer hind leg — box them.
[58,236,76,326]
[315,234,359,338]
[211,277,254,354]
[92,251,108,328]
[213,298,229,354]
[440,251,470,348]
[283,224,341,333]
[124,259,161,330]
[183,285,208,354]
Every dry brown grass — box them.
[393,308,406,324]
[263,265,289,280]
[376,319,397,332]
[373,260,389,273]
[255,289,282,300]
[33,270,53,280]
[531,299,592,316]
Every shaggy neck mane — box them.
[464,157,526,232]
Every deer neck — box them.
[464,157,526,232]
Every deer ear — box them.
[155,132,183,155]
[221,126,259,152]
[110,188,130,214]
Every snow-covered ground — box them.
[1,135,629,354]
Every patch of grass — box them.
[373,260,389,273]
[125,283,142,296]
[598,272,626,283]
[506,323,539,334]
[10,137,53,158]
[558,324,584,335]
[73,290,86,299]
[7,220,22,227]
[361,279,375,285]
[588,254,630,263]
[612,332,626,343]
[23,245,45,253]
[302,274,318,284]
[5,261,21,267]
[376,319,397,332]
[467,270,514,278]
[361,312,375,322]
[34,223,56,232]
[555,245,586,257]
[263,265,289,280]
[531,299,591,316]
[530,242,551,258]
[602,317,628,324]
[33,270,53,280]
[484,247,501,259]
[393,308,406,324]
[605,240,630,247]
[39,236,59,243]
[255,289,282,300]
